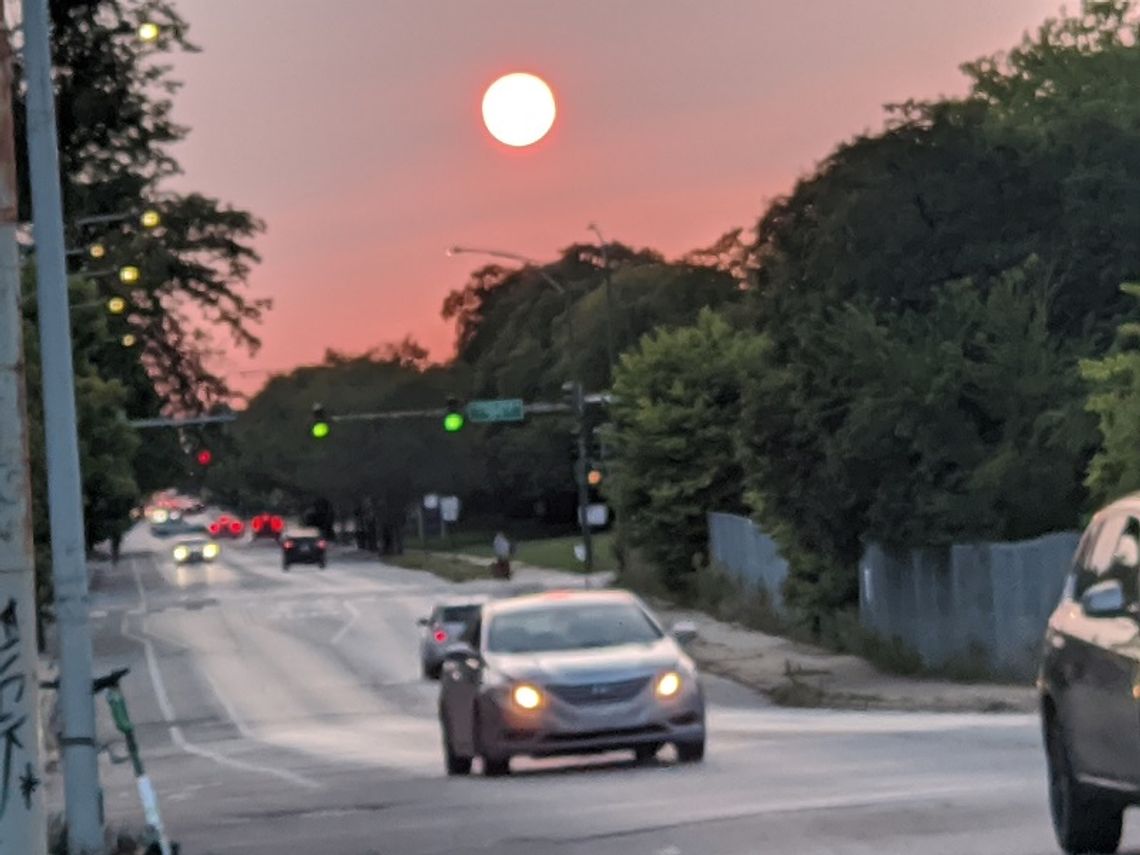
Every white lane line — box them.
[330,600,361,646]
[126,558,321,790]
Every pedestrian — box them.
[493,531,512,579]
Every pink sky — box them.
[168,0,1061,394]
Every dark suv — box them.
[281,528,327,570]
[1039,494,1140,854]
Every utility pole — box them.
[22,0,104,850]
[0,6,47,852]
[569,381,594,573]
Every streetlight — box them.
[446,244,594,572]
[120,333,137,348]
[107,296,125,315]
[88,242,105,259]
[118,265,140,284]
[140,209,161,229]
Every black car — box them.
[1039,494,1140,854]
[281,528,327,570]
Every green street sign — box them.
[466,398,525,424]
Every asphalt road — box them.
[55,525,1138,855]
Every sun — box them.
[482,73,556,148]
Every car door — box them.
[440,617,483,757]
[1056,512,1140,785]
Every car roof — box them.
[482,588,640,617]
[284,528,321,537]
[1093,493,1140,523]
[433,595,490,610]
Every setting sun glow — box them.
[481,73,556,148]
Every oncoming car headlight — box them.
[202,543,219,559]
[655,670,682,698]
[172,546,189,562]
[512,683,543,710]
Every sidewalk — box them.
[418,550,1037,714]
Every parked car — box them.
[281,528,327,570]
[418,598,488,679]
[1039,493,1140,854]
[437,589,704,777]
[251,513,285,540]
[208,515,245,539]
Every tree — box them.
[13,0,267,409]
[1083,284,1140,503]
[608,310,754,593]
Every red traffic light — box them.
[196,449,212,466]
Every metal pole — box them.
[588,224,616,378]
[0,7,47,850]
[21,0,103,850]
[572,380,594,573]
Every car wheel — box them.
[1047,715,1123,854]
[282,561,290,572]
[635,743,662,763]
[442,722,472,776]
[482,755,510,777]
[675,738,705,764]
[318,558,327,569]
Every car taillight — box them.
[283,540,294,549]
[317,539,327,550]
[229,521,242,534]
[208,523,220,535]
[252,517,263,531]
[271,516,284,532]
[433,629,448,643]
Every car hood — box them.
[486,638,681,684]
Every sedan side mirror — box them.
[670,620,698,645]
[1081,578,1127,618]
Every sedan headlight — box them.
[512,683,543,710]
[202,543,219,559]
[655,670,682,698]
[172,546,189,562]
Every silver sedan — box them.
[438,589,705,776]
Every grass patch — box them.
[385,550,491,583]
[449,532,617,574]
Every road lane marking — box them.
[125,557,322,790]
[330,600,361,646]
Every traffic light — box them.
[443,396,465,432]
[311,403,330,439]
[587,468,603,486]
[196,449,212,467]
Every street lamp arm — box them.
[446,245,566,294]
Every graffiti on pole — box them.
[0,597,37,818]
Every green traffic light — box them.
[443,412,465,432]
[311,421,330,439]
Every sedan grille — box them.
[546,676,651,706]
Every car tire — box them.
[319,558,327,569]
[675,738,706,764]
[1047,715,1123,854]
[635,743,662,763]
[482,756,510,777]
[423,661,441,681]
[442,723,472,776]
[282,561,290,572]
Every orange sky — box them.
[168,0,1061,395]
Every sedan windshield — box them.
[486,602,663,653]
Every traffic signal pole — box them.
[22,0,104,849]
[0,8,46,851]
[571,382,594,573]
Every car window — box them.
[485,602,663,653]
[1077,512,1140,603]
[440,605,480,623]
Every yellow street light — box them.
[137,22,160,42]
[107,297,126,315]
[89,243,106,260]
[121,333,137,348]
[118,265,140,284]
[140,209,161,229]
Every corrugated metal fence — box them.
[859,532,1079,679]
[707,512,1079,679]
[707,512,790,611]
